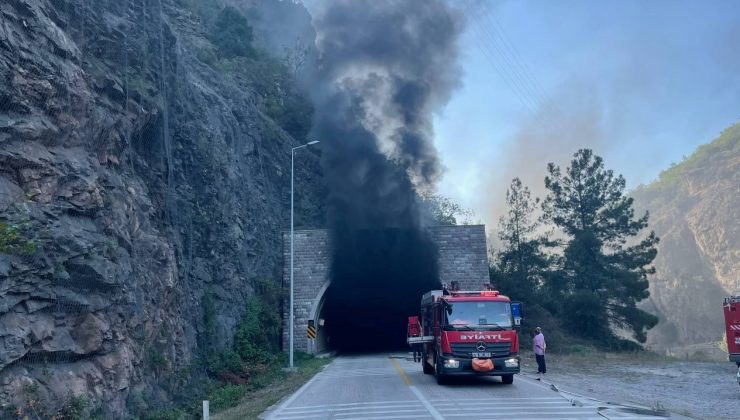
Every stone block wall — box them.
[281,229,330,353]
[426,224,490,291]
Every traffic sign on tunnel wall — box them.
[307,320,317,339]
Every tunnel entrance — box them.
[320,228,439,353]
[280,226,488,355]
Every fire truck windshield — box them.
[443,301,512,329]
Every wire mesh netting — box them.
[0,0,324,417]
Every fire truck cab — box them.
[409,286,522,385]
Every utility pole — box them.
[289,140,319,370]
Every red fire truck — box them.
[722,295,740,385]
[408,285,522,385]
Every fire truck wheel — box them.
[501,374,514,385]
[421,349,434,374]
[423,358,434,374]
[435,359,448,385]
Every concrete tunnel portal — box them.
[282,225,490,354]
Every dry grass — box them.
[211,355,329,420]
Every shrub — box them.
[206,349,243,376]
[127,390,148,414]
[195,44,218,66]
[57,395,90,420]
[233,281,282,364]
[143,408,187,420]
[0,220,36,255]
[202,280,283,378]
[147,348,170,371]
[208,384,246,411]
[208,6,254,58]
[267,93,314,141]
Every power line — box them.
[467,17,541,117]
[487,13,549,105]
[486,12,565,125]
[473,8,544,114]
[461,0,559,131]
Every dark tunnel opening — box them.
[322,228,440,353]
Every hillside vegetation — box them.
[638,124,740,193]
[632,123,740,352]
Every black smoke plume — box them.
[308,0,464,351]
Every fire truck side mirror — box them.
[511,302,523,328]
[441,300,452,315]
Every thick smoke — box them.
[308,0,464,351]
[314,0,462,191]
[310,0,463,229]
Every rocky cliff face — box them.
[632,124,739,352]
[0,0,322,415]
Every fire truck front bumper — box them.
[437,355,521,376]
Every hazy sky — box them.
[304,0,740,230]
[433,0,740,228]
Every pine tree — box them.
[492,178,549,303]
[543,149,659,344]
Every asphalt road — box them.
[263,353,687,420]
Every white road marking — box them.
[265,363,330,420]
[331,417,432,420]
[279,408,425,416]
[435,407,596,413]
[442,411,606,417]
[282,400,421,410]
[434,401,592,411]
[443,417,597,420]
[408,385,445,420]
[318,373,398,378]
[434,398,586,404]
[604,417,668,419]
[268,355,668,420]
[329,409,434,418]
[390,358,444,420]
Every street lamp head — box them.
[307,140,319,145]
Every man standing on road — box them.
[533,327,546,374]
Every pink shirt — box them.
[533,333,546,355]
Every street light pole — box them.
[289,140,319,370]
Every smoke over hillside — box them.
[307,0,464,350]
[482,82,608,225]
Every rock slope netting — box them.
[632,124,739,352]
[0,0,323,415]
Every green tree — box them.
[491,178,549,302]
[209,6,255,58]
[543,149,659,344]
[419,193,474,225]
